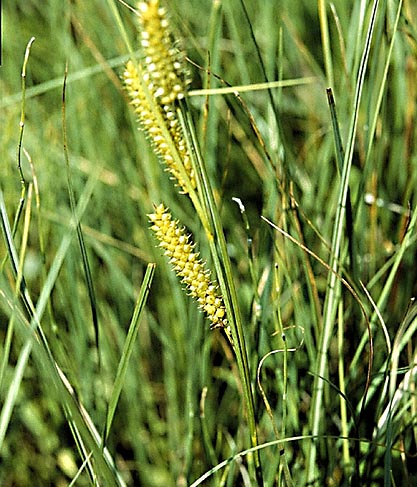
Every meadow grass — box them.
[1,1,417,486]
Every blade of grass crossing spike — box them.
[110,1,203,211]
[189,77,317,97]
[103,263,155,443]
[62,67,100,354]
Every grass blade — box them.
[306,1,381,482]
[103,263,156,442]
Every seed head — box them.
[149,204,227,329]
[123,0,195,193]
[123,61,196,192]
[137,0,191,104]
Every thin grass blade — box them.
[103,263,156,442]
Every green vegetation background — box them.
[1,1,416,486]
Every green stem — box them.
[306,0,380,482]
[180,106,263,486]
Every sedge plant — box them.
[122,1,263,483]
[1,0,417,486]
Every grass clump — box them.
[1,0,417,486]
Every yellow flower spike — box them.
[137,0,191,104]
[149,204,227,329]
[123,61,196,192]
[123,1,196,193]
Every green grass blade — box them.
[179,103,262,486]
[326,88,357,280]
[306,0,381,482]
[0,52,139,109]
[0,329,33,451]
[318,0,334,88]
[103,262,155,442]
[62,67,99,354]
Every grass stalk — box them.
[306,0,381,482]
[318,0,334,88]
[179,105,263,485]
[103,263,155,443]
